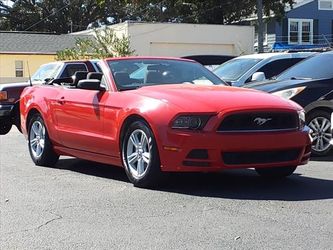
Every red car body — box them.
[20,57,311,187]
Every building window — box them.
[319,0,333,10]
[15,60,24,77]
[288,19,313,45]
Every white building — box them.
[73,21,255,57]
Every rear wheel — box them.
[122,120,163,188]
[307,110,332,156]
[28,114,59,167]
[255,166,297,179]
[0,120,12,135]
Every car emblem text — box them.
[254,117,272,126]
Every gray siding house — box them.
[249,0,333,50]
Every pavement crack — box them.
[36,211,63,230]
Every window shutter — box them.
[282,18,288,43]
[313,19,319,44]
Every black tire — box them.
[122,120,163,188]
[28,114,59,167]
[255,166,297,179]
[307,110,332,156]
[0,120,12,135]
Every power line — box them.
[24,3,70,31]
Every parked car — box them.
[182,55,235,71]
[246,52,333,156]
[20,56,311,188]
[213,52,315,86]
[0,60,99,135]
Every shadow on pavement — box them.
[310,154,333,162]
[53,158,333,202]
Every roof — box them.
[236,52,315,60]
[286,0,314,11]
[0,31,92,54]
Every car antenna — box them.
[27,61,32,86]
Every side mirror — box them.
[251,72,266,82]
[77,79,104,91]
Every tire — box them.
[255,166,297,179]
[307,110,332,156]
[0,120,12,135]
[28,114,59,167]
[122,120,163,188]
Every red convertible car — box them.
[20,57,312,187]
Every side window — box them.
[257,58,305,79]
[60,64,88,78]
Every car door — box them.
[53,86,108,154]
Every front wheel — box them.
[307,110,332,156]
[122,120,163,188]
[28,114,59,167]
[255,166,297,179]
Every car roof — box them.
[235,52,316,60]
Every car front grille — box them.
[217,111,298,132]
[222,148,301,165]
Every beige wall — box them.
[127,23,254,57]
[0,54,55,84]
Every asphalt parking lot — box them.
[1,128,332,250]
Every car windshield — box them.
[31,63,62,81]
[107,59,225,90]
[277,53,333,80]
[213,58,262,81]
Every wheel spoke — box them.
[128,152,139,165]
[32,123,39,135]
[142,152,150,164]
[322,136,330,142]
[314,119,321,130]
[322,122,331,132]
[130,133,139,148]
[36,144,42,156]
[30,138,38,147]
[137,158,145,175]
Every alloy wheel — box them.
[29,120,46,158]
[126,129,151,179]
[309,116,332,153]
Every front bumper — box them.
[0,104,14,117]
[159,126,312,172]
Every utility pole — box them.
[257,0,264,53]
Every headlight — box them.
[273,87,306,99]
[298,110,305,130]
[172,115,211,130]
[0,91,8,101]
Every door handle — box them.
[57,96,65,105]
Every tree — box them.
[0,0,294,33]
[56,27,135,60]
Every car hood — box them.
[132,84,300,112]
[244,78,315,93]
[0,81,30,91]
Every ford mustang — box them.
[20,57,312,187]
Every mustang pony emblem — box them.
[254,117,272,126]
